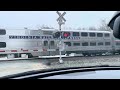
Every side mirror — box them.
[108,11,120,39]
[113,16,120,39]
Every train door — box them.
[49,41,55,49]
[49,41,55,55]
[111,35,116,54]
[42,40,49,56]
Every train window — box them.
[105,42,111,46]
[73,32,80,36]
[15,36,17,39]
[0,29,6,35]
[43,31,53,35]
[90,42,96,46]
[81,32,88,37]
[30,30,40,35]
[89,33,96,37]
[82,42,88,46]
[44,41,48,46]
[98,42,103,46]
[64,42,71,46]
[104,33,110,37]
[0,42,6,48]
[97,33,103,37]
[116,42,120,45]
[50,41,54,46]
[73,43,80,46]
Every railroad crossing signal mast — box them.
[56,11,66,64]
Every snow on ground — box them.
[0,55,120,77]
[0,60,49,77]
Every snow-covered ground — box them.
[0,60,48,77]
[0,55,120,78]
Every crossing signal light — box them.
[53,32,61,38]
[63,32,70,38]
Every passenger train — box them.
[0,28,120,58]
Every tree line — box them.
[38,19,112,31]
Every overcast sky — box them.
[0,11,116,29]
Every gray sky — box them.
[0,11,115,29]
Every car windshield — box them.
[0,11,119,77]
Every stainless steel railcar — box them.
[60,30,114,56]
[43,29,120,56]
[0,28,59,58]
[0,28,120,58]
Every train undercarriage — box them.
[0,50,120,59]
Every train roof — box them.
[1,28,37,31]
[41,29,111,33]
[40,29,57,31]
[1,28,112,33]
[61,29,111,33]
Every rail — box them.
[0,53,119,62]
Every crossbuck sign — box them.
[56,11,66,25]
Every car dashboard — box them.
[42,70,120,79]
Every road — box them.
[0,55,120,77]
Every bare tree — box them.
[82,28,86,30]
[77,27,81,30]
[77,27,88,30]
[68,27,72,30]
[63,26,73,30]
[98,19,111,31]
[88,26,97,30]
[36,24,54,29]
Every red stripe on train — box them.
[33,50,38,51]
[43,49,47,51]
[0,50,5,52]
[23,50,28,51]
[11,50,17,52]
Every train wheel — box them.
[7,54,15,59]
[28,53,33,58]
[112,52,115,55]
[82,53,87,56]
[66,54,69,56]
[91,54,95,57]
[87,54,91,57]
[99,53,102,56]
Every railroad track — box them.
[0,54,120,63]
